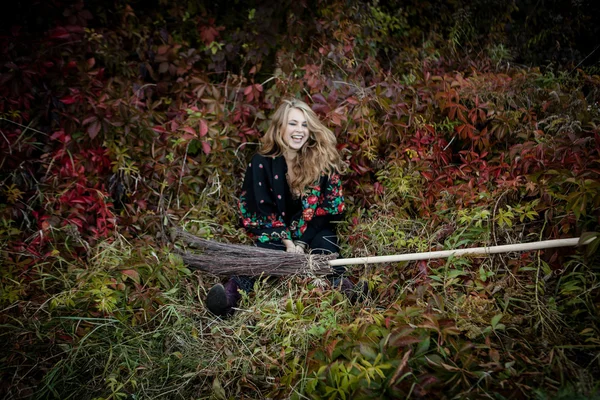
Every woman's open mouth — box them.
[291,134,304,143]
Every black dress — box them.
[238,153,345,251]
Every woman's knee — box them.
[310,231,339,255]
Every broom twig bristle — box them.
[173,228,336,277]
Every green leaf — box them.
[490,313,503,329]
[447,269,467,278]
[212,377,227,400]
[415,336,430,356]
[579,231,599,245]
[586,237,600,258]
[305,378,318,393]
[359,343,378,361]
[579,232,600,258]
[296,300,305,314]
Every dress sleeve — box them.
[238,154,291,243]
[298,172,345,244]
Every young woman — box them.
[206,98,349,316]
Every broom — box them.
[174,228,596,277]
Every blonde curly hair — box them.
[259,98,343,194]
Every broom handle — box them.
[328,237,589,267]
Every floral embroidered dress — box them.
[238,154,345,244]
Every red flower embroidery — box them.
[307,195,318,205]
[316,207,327,216]
[242,218,251,227]
[303,208,314,221]
[338,203,344,213]
[272,221,284,227]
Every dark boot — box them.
[331,276,353,296]
[206,279,241,316]
[206,276,254,317]
[224,278,242,307]
[331,277,369,303]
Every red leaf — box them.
[199,120,208,137]
[312,93,327,104]
[417,261,429,276]
[50,130,66,141]
[60,95,77,105]
[331,114,341,126]
[157,45,170,55]
[82,115,97,125]
[181,126,196,136]
[312,103,330,114]
[69,218,84,228]
[135,199,147,210]
[49,27,70,40]
[152,126,167,133]
[70,199,87,204]
[199,25,220,45]
[389,335,421,347]
[202,141,211,155]
[352,163,369,174]
[181,133,195,141]
[88,121,101,139]
[121,269,140,283]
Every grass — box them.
[1,209,599,399]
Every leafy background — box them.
[1,0,599,398]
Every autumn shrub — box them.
[1,0,600,399]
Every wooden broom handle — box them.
[328,237,592,267]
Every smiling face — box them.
[282,108,309,152]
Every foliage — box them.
[1,0,600,399]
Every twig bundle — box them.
[174,229,336,277]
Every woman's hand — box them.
[283,239,296,253]
[293,245,305,254]
[285,245,305,254]
[283,239,305,254]
[285,245,304,254]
